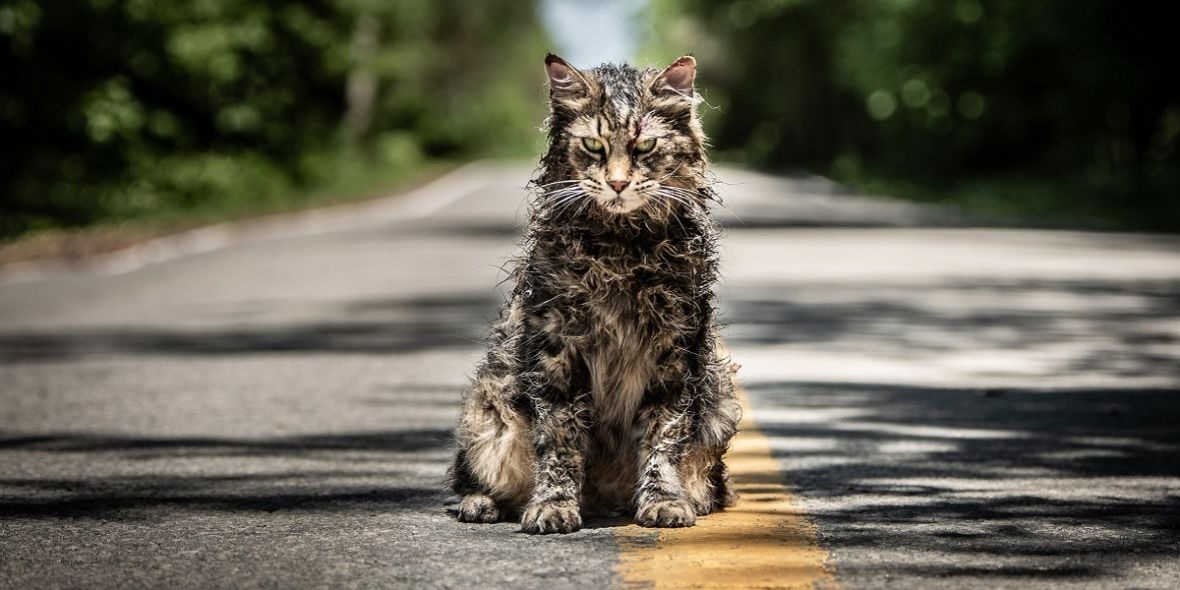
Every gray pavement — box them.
[2,161,1179,588]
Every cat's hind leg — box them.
[451,448,514,523]
[681,395,742,515]
[450,375,536,522]
[711,458,739,509]
[675,452,740,517]
[457,492,503,523]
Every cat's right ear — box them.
[545,54,589,107]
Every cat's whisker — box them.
[547,182,585,192]
[540,179,583,186]
[548,187,591,216]
[657,185,703,198]
[545,184,584,194]
[654,169,684,184]
[654,189,696,211]
[545,185,584,197]
[536,179,584,189]
[575,193,595,217]
[654,188,692,207]
[549,197,579,215]
[656,184,700,196]
[546,189,581,203]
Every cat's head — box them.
[539,54,709,219]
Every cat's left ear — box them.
[653,55,696,99]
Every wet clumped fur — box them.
[449,54,741,534]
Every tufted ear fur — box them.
[545,53,590,106]
[653,55,696,99]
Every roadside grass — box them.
[830,169,1180,232]
[0,159,457,265]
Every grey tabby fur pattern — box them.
[448,54,741,534]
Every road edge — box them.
[0,161,518,285]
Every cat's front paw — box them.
[636,499,697,528]
[520,500,582,534]
[457,494,502,523]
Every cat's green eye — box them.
[634,138,657,154]
[582,137,605,154]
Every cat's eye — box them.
[582,137,605,154]
[634,138,657,154]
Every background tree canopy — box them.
[2,0,1177,240]
[0,0,549,239]
[644,0,1179,229]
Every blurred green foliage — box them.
[0,0,549,239]
[644,0,1180,229]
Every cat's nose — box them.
[607,180,630,194]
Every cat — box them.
[448,54,741,534]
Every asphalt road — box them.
[2,162,1179,589]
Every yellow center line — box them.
[616,388,838,589]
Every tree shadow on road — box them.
[725,273,1180,582]
[0,293,502,361]
[745,381,1180,582]
[723,277,1180,381]
[0,428,455,519]
[0,289,499,521]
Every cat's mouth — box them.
[597,194,645,214]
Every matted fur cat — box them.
[448,54,741,534]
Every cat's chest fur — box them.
[525,232,701,427]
